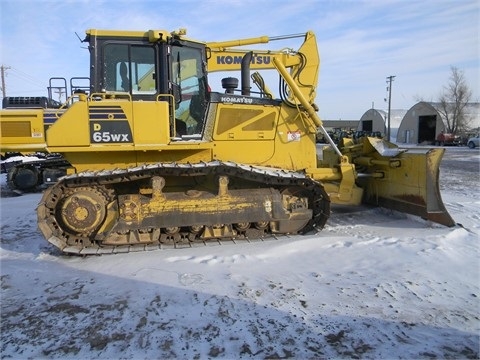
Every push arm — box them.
[206,31,319,104]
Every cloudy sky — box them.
[1,0,478,119]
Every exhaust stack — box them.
[241,52,253,96]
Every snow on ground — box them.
[1,147,479,359]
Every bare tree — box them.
[437,66,472,134]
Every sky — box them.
[0,0,478,120]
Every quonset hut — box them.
[357,109,386,135]
[397,102,480,144]
[357,109,406,141]
[397,102,446,144]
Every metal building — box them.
[357,109,386,134]
[322,120,359,131]
[397,102,480,144]
[397,102,446,144]
[357,109,406,141]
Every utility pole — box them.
[1,65,11,98]
[386,75,396,142]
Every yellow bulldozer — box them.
[0,28,454,254]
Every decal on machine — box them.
[90,121,132,143]
[287,131,301,142]
[220,96,253,104]
[216,54,272,66]
[89,105,133,143]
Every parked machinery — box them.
[1,77,89,191]
[1,29,454,254]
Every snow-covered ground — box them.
[1,147,479,359]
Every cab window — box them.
[104,44,156,95]
[171,46,207,135]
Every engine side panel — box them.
[0,109,47,152]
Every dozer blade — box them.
[358,139,455,227]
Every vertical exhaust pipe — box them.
[241,51,253,96]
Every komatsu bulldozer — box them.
[2,28,455,254]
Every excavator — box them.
[1,28,455,254]
[1,77,89,191]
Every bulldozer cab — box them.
[85,29,209,138]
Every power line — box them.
[0,65,49,99]
[9,67,45,88]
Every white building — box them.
[357,109,406,141]
[397,102,480,144]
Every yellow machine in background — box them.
[0,78,88,190]
[2,28,454,254]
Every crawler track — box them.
[38,161,330,255]
[7,156,70,192]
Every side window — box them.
[171,46,207,135]
[103,44,156,94]
[104,44,128,92]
